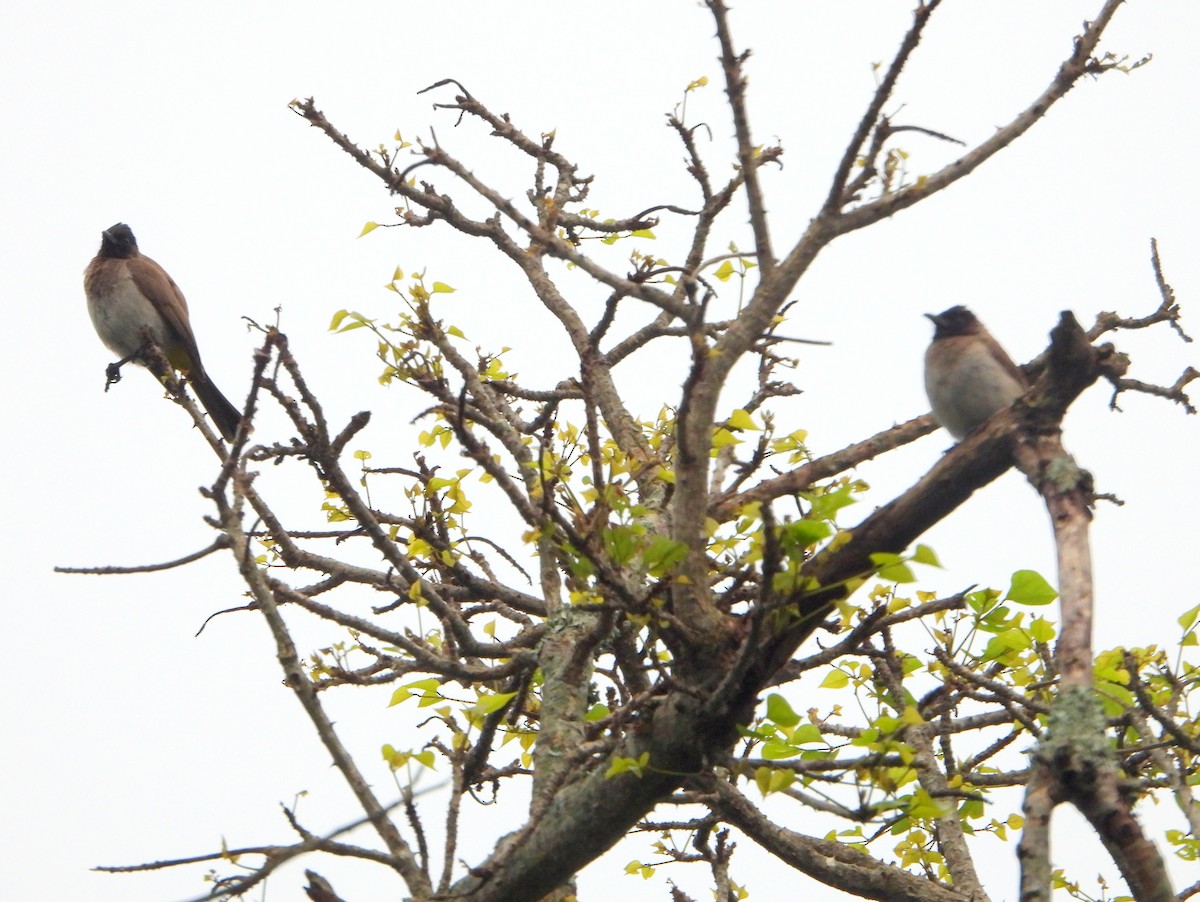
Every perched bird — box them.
[84,223,241,442]
[924,306,1027,440]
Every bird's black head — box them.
[925,305,981,339]
[98,223,139,259]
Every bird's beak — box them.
[924,312,938,324]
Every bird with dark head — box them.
[84,223,241,442]
[924,305,1027,441]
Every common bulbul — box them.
[924,306,1027,440]
[84,223,241,442]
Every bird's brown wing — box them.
[125,254,208,376]
[981,332,1028,388]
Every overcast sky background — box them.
[3,1,1198,900]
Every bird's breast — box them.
[85,262,171,359]
[924,337,1026,440]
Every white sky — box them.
[3,1,1198,900]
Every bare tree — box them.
[71,2,1200,900]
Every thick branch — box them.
[1013,314,1175,900]
[750,316,1124,690]
[713,781,970,902]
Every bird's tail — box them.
[191,374,242,442]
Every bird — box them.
[84,223,241,442]
[924,305,1027,440]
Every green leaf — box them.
[431,281,456,294]
[1096,680,1135,709]
[389,678,441,706]
[603,526,638,564]
[471,691,517,715]
[802,485,857,521]
[1177,602,1200,633]
[792,723,823,744]
[605,751,650,779]
[711,427,742,449]
[820,669,849,689]
[906,788,949,819]
[877,562,916,583]
[765,693,800,727]
[713,260,735,282]
[779,519,832,552]
[873,714,900,734]
[761,740,801,760]
[1005,570,1058,606]
[359,221,379,237]
[965,589,998,614]
[982,628,1033,661]
[727,408,760,431]
[871,551,917,582]
[737,723,772,742]
[642,536,689,577]
[911,544,941,567]
[850,727,880,748]
[1029,617,1056,644]
[329,310,370,333]
[624,860,655,879]
[565,547,595,579]
[754,765,794,797]
[585,703,611,722]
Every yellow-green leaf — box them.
[585,703,611,722]
[820,669,850,689]
[761,740,801,760]
[711,427,741,449]
[471,691,517,715]
[765,693,800,727]
[1029,617,1056,643]
[624,860,655,879]
[878,562,916,583]
[727,408,760,431]
[606,751,651,779]
[912,544,941,567]
[1006,570,1058,606]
